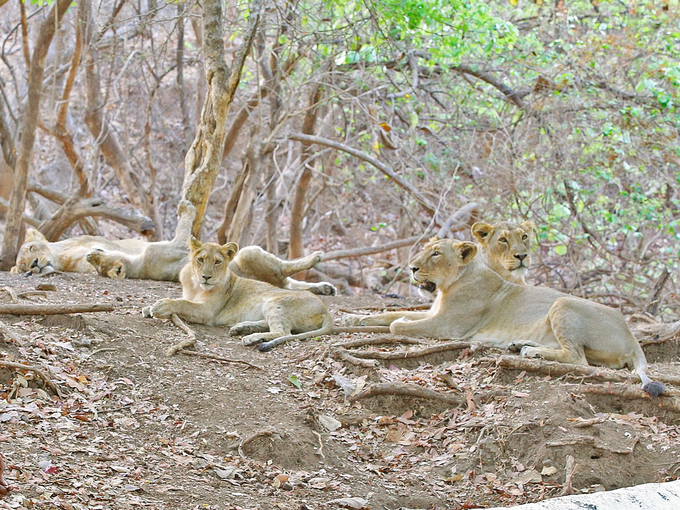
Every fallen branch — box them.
[177,349,264,370]
[331,347,379,369]
[644,269,670,316]
[561,455,577,496]
[332,335,425,349]
[166,314,197,356]
[577,384,680,413]
[569,416,606,428]
[546,435,638,455]
[0,287,17,302]
[16,291,48,299]
[348,340,473,360]
[332,326,391,335]
[0,360,61,397]
[633,320,680,346]
[0,303,114,315]
[497,355,680,388]
[348,382,464,406]
[0,321,24,346]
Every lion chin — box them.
[418,281,437,293]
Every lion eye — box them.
[215,259,222,265]
[432,251,440,257]
[197,257,204,264]
[29,245,35,252]
[499,237,507,243]
[522,234,528,240]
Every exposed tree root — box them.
[497,355,680,388]
[332,326,390,335]
[348,382,465,406]
[546,435,638,455]
[576,383,680,412]
[331,348,379,369]
[0,303,113,315]
[177,349,263,370]
[332,335,425,349]
[166,314,197,356]
[349,340,474,360]
[0,287,17,303]
[561,455,577,496]
[0,321,24,346]
[0,360,61,397]
[16,291,48,300]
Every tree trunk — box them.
[182,0,263,237]
[288,83,323,259]
[0,0,72,271]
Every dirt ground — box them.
[0,271,678,510]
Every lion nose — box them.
[202,275,211,282]
[30,258,39,268]
[514,254,527,261]
[410,266,419,274]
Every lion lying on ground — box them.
[86,201,336,294]
[145,238,333,352]
[347,238,664,396]
[472,220,534,285]
[10,228,146,275]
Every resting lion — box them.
[145,238,333,352]
[86,202,336,294]
[472,220,534,285]
[347,238,664,396]
[10,228,146,275]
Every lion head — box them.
[86,249,127,280]
[12,229,54,274]
[189,237,239,289]
[409,237,478,293]
[471,221,534,285]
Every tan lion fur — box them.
[472,220,534,285]
[145,238,334,351]
[347,238,663,396]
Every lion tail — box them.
[258,312,334,352]
[634,354,665,397]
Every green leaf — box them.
[288,374,302,389]
[554,245,568,256]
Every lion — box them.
[87,201,336,294]
[346,238,664,396]
[144,238,333,352]
[10,228,146,275]
[472,220,534,285]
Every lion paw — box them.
[310,251,324,265]
[229,324,263,336]
[177,200,197,219]
[242,334,265,346]
[345,314,368,326]
[310,282,337,296]
[520,346,541,358]
[142,306,153,318]
[149,298,175,319]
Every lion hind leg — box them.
[229,320,269,336]
[520,344,588,364]
[277,251,323,277]
[258,312,333,352]
[171,200,197,244]
[283,277,337,296]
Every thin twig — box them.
[0,321,24,346]
[561,455,577,496]
[177,349,263,370]
[331,348,379,369]
[0,360,62,397]
[166,314,197,356]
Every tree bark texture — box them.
[182,0,263,237]
[0,0,72,271]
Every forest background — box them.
[0,0,679,317]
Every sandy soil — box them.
[0,271,678,510]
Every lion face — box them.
[472,221,534,283]
[86,250,127,280]
[409,238,478,293]
[189,237,238,289]
[13,229,54,274]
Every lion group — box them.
[9,201,663,395]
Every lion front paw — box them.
[177,200,197,219]
[242,333,265,346]
[520,346,541,358]
[142,306,153,318]
[345,314,369,326]
[149,298,176,319]
[310,251,324,265]
[311,282,337,296]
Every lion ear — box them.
[189,236,202,252]
[428,236,441,243]
[25,229,47,242]
[221,242,239,260]
[520,220,535,233]
[471,222,493,244]
[459,242,478,264]
[108,262,126,280]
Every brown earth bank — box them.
[0,271,678,510]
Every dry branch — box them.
[349,340,473,360]
[166,314,197,356]
[0,321,23,346]
[577,384,680,413]
[633,320,680,346]
[497,355,680,388]
[289,132,438,218]
[0,287,17,302]
[177,349,263,370]
[332,335,424,349]
[348,382,464,406]
[546,435,638,455]
[332,326,391,335]
[331,348,379,369]
[561,455,577,496]
[0,303,114,315]
[0,197,40,227]
[0,360,61,397]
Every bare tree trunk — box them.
[81,0,160,240]
[176,2,192,152]
[288,83,323,259]
[182,0,263,237]
[0,0,72,271]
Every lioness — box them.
[10,229,146,275]
[347,238,663,396]
[145,238,334,352]
[472,220,534,285]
